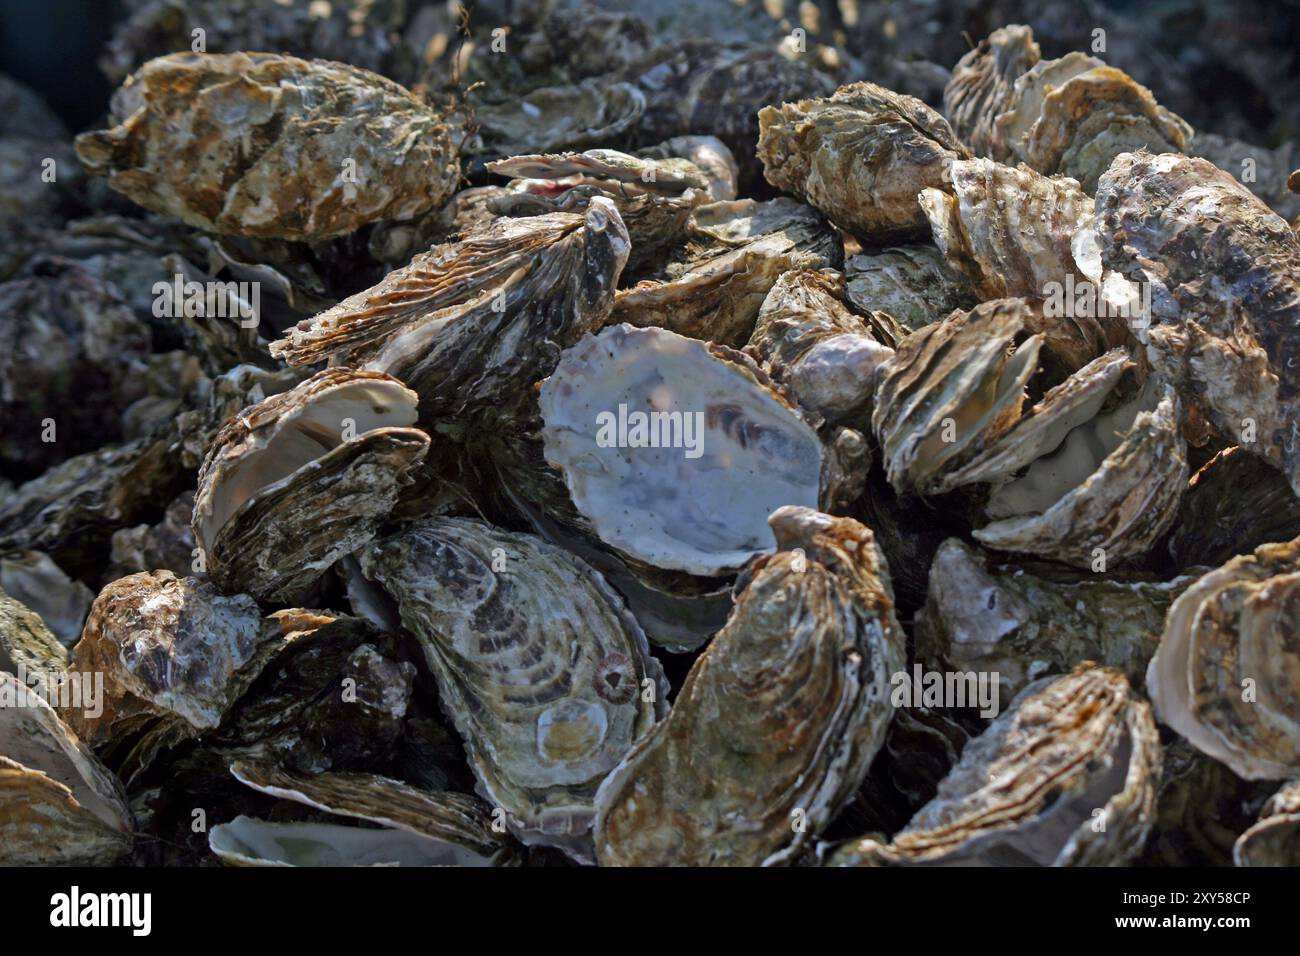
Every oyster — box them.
[1234,781,1300,866]
[359,517,667,861]
[593,507,905,867]
[192,369,430,602]
[271,199,629,422]
[829,665,1160,866]
[1191,133,1300,221]
[943,25,1041,161]
[1146,536,1300,780]
[1091,152,1300,497]
[916,539,1200,700]
[474,79,647,157]
[0,674,133,865]
[610,197,842,345]
[757,81,971,243]
[539,323,843,577]
[209,760,515,867]
[0,587,69,686]
[109,490,198,581]
[844,245,978,332]
[76,52,460,241]
[0,552,93,647]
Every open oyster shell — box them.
[757,81,970,243]
[829,664,1160,866]
[916,539,1201,700]
[1234,781,1300,866]
[1146,536,1300,780]
[192,368,430,602]
[0,674,133,865]
[594,507,905,866]
[540,323,847,578]
[209,760,516,867]
[1092,152,1300,497]
[359,517,667,862]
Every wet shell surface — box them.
[593,507,905,866]
[843,245,977,333]
[829,664,1161,866]
[359,517,667,861]
[1234,781,1300,866]
[75,52,460,241]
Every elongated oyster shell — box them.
[272,199,629,421]
[0,674,133,865]
[757,81,970,243]
[0,587,69,687]
[916,539,1200,700]
[359,518,667,861]
[611,197,842,345]
[1146,537,1300,780]
[76,52,459,241]
[844,245,977,332]
[594,507,905,866]
[540,323,834,577]
[829,665,1160,866]
[63,571,273,784]
[192,369,430,602]
[943,25,1040,161]
[872,298,1043,496]
[1093,152,1300,496]
[210,760,515,867]
[746,268,894,427]
[1234,781,1300,866]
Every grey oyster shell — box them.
[272,199,630,423]
[916,539,1201,701]
[757,81,971,243]
[1146,536,1300,780]
[1092,152,1300,497]
[843,245,978,333]
[0,674,133,865]
[359,517,667,861]
[0,552,93,646]
[192,369,430,602]
[1234,781,1300,866]
[539,323,844,578]
[474,79,647,157]
[210,760,516,867]
[829,664,1161,866]
[76,52,460,241]
[610,196,842,346]
[593,508,905,867]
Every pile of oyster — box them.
[4,0,1300,867]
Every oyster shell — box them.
[1146,536,1300,780]
[209,760,515,867]
[76,52,460,241]
[539,323,838,577]
[593,507,905,866]
[0,674,133,865]
[192,368,430,602]
[359,517,667,861]
[943,25,1040,161]
[474,79,646,157]
[1092,152,1300,497]
[0,552,93,647]
[1234,781,1300,866]
[843,245,978,333]
[829,664,1160,866]
[916,539,1201,700]
[757,81,971,243]
[0,587,69,688]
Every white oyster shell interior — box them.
[209,816,495,867]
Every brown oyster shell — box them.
[829,665,1160,866]
[76,52,460,241]
[943,25,1040,161]
[594,507,905,867]
[1093,152,1300,497]
[757,81,970,244]
[359,517,667,862]
[1146,536,1300,780]
[192,368,430,602]
[1234,781,1300,866]
[0,587,69,687]
[0,674,133,865]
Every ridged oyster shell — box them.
[76,52,460,241]
[359,517,667,861]
[1146,536,1300,780]
[192,368,430,602]
[0,674,133,865]
[757,81,971,243]
[540,323,846,577]
[593,507,905,866]
[829,664,1160,866]
[943,25,1041,161]
[1234,781,1300,866]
